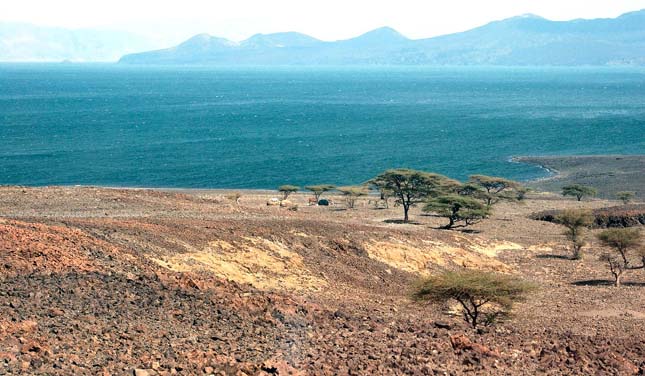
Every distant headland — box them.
[119,10,645,66]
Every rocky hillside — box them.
[0,186,643,374]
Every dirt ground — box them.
[0,186,643,375]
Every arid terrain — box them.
[0,186,644,375]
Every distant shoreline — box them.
[3,155,642,199]
[509,156,560,182]
[513,155,645,199]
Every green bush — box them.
[412,269,535,329]
[555,209,594,260]
[597,228,643,287]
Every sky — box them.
[2,0,645,45]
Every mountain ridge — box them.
[120,10,645,66]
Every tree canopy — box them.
[561,184,597,201]
[413,270,535,328]
[597,228,643,287]
[467,175,523,206]
[337,185,368,209]
[278,185,300,200]
[305,185,336,201]
[370,169,459,222]
[423,194,491,229]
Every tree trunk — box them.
[615,272,622,287]
[576,195,582,201]
[403,205,409,222]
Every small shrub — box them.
[225,192,242,205]
[412,269,535,329]
[616,191,635,205]
[337,186,368,209]
[556,209,593,260]
[597,228,643,287]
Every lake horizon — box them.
[1,64,643,189]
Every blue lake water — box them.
[1,64,643,188]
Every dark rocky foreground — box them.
[531,204,645,228]
[1,187,644,375]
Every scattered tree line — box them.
[277,168,527,229]
[370,169,525,227]
[551,210,644,287]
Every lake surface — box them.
[1,64,644,188]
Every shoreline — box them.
[2,154,642,196]
[512,155,645,199]
[510,156,562,183]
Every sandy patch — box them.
[364,237,512,275]
[150,237,326,291]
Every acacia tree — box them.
[456,183,484,197]
[597,228,643,287]
[337,186,368,209]
[556,209,594,260]
[562,184,597,201]
[305,185,335,202]
[468,175,522,207]
[616,191,635,205]
[423,194,491,229]
[278,185,299,200]
[371,169,459,223]
[412,270,535,329]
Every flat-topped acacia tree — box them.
[423,194,491,229]
[413,270,535,329]
[337,185,368,209]
[278,185,300,200]
[562,184,597,201]
[468,175,522,207]
[305,185,336,202]
[370,169,459,223]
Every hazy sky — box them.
[2,0,645,45]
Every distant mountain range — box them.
[120,10,645,66]
[0,23,156,62]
